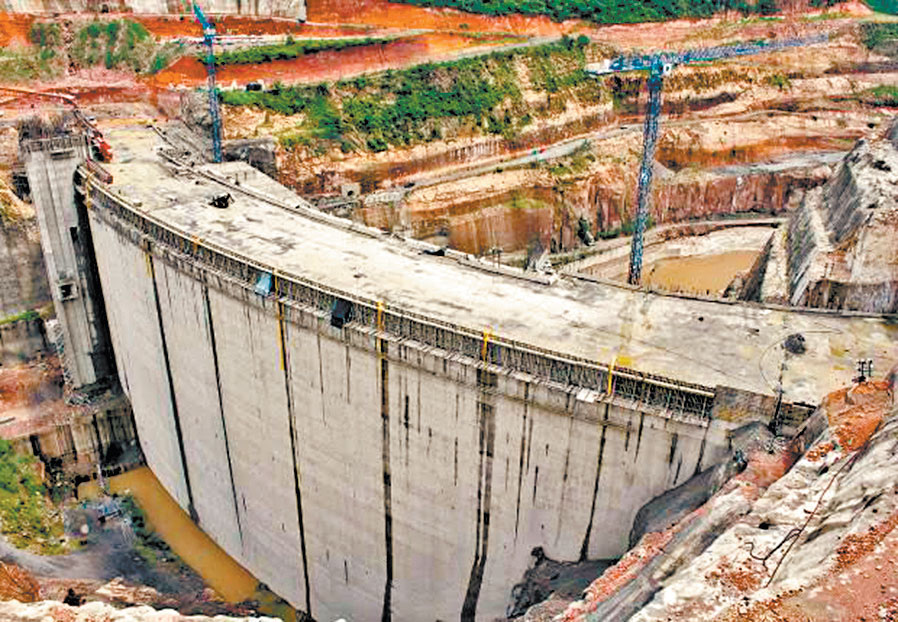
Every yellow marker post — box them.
[607,355,618,395]
[481,328,492,364]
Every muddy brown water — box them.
[642,250,760,295]
[79,467,295,620]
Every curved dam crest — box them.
[25,127,896,621]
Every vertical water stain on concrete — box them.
[378,338,394,622]
[526,416,534,472]
[201,283,243,547]
[634,412,646,461]
[404,394,410,468]
[532,465,539,503]
[668,433,679,466]
[514,395,528,541]
[579,403,610,561]
[345,344,351,403]
[694,432,708,477]
[277,303,312,616]
[147,253,195,521]
[416,371,422,432]
[316,333,326,424]
[554,418,574,546]
[461,395,496,622]
[454,437,459,487]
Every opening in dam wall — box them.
[77,166,804,621]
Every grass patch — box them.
[209,35,393,66]
[858,84,898,105]
[0,46,62,83]
[765,72,791,90]
[0,440,67,555]
[0,309,39,327]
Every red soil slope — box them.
[306,0,569,35]
[147,32,511,87]
[0,14,36,47]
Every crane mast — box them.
[587,33,826,286]
[193,2,223,163]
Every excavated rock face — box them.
[784,123,898,312]
[0,563,40,603]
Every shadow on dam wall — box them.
[82,190,738,621]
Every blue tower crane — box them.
[193,2,223,163]
[586,33,827,286]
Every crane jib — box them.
[585,31,828,286]
[600,33,828,76]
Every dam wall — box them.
[83,175,736,621]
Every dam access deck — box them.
[102,125,895,407]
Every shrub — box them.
[209,37,392,66]
[28,23,61,48]
[859,84,898,106]
[389,0,781,23]
[861,22,898,48]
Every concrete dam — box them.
[22,126,898,622]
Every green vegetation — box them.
[223,36,605,152]
[858,84,898,106]
[29,23,61,48]
[865,0,898,14]
[0,24,63,82]
[0,439,67,554]
[547,142,596,178]
[392,0,784,23]
[210,36,393,66]
[765,72,791,90]
[861,22,898,48]
[70,19,178,72]
[0,18,182,82]
[119,495,171,565]
[596,214,656,240]
[0,309,40,327]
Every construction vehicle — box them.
[586,33,827,285]
[192,2,223,163]
[0,86,113,162]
